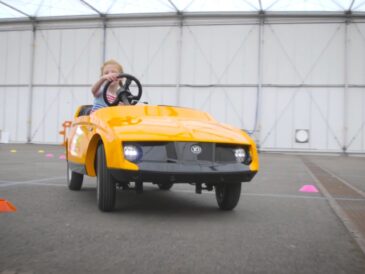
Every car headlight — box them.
[123,144,143,163]
[234,147,252,165]
[234,148,246,162]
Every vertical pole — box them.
[343,18,349,153]
[102,17,107,62]
[27,24,36,143]
[255,14,264,149]
[176,16,183,106]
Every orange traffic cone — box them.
[0,199,16,212]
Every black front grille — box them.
[124,142,246,164]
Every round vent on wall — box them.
[295,129,309,143]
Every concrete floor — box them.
[1,144,365,274]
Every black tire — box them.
[215,183,242,211]
[157,182,173,191]
[97,144,116,212]
[67,161,83,190]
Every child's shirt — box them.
[91,85,122,113]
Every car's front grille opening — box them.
[123,141,249,164]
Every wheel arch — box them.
[85,134,103,176]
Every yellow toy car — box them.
[61,73,259,212]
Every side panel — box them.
[260,87,344,151]
[67,117,93,165]
[0,87,29,142]
[0,30,32,142]
[31,87,92,143]
[178,87,257,132]
[106,26,179,85]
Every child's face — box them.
[103,64,122,87]
[102,64,121,76]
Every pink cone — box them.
[59,154,66,160]
[45,153,54,158]
[299,185,319,193]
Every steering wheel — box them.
[103,73,142,106]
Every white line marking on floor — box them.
[1,179,364,203]
[172,189,365,202]
[0,176,65,187]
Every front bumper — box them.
[110,162,257,184]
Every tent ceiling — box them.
[0,0,364,21]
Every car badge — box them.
[191,144,202,155]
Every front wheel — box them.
[67,161,83,190]
[97,144,116,212]
[215,183,242,211]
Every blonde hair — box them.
[100,59,124,76]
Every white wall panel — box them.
[0,87,29,142]
[34,29,102,85]
[263,24,344,85]
[292,90,311,150]
[261,88,344,151]
[59,29,102,85]
[30,87,92,144]
[275,89,295,149]
[0,31,31,142]
[0,18,364,153]
[326,89,344,150]
[181,25,259,85]
[346,88,365,152]
[178,87,257,130]
[34,30,61,84]
[260,88,276,148]
[310,89,329,149]
[226,88,257,131]
[106,26,178,85]
[0,31,32,85]
[260,88,294,149]
[179,87,212,110]
[140,86,177,106]
[348,23,365,85]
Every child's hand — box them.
[102,73,119,82]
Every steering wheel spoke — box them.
[124,78,132,90]
[103,73,142,106]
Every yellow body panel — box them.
[66,105,259,176]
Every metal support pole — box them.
[343,17,350,153]
[176,16,183,106]
[102,17,107,62]
[255,14,265,149]
[27,24,36,143]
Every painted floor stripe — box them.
[302,159,365,256]
[172,189,365,202]
[319,166,365,198]
[1,179,364,203]
[0,176,65,187]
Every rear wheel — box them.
[157,182,173,191]
[67,161,83,190]
[215,183,242,211]
[97,144,116,212]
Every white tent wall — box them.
[105,25,180,106]
[260,22,346,152]
[347,23,365,152]
[0,17,364,153]
[30,27,102,143]
[0,30,32,143]
[179,24,259,134]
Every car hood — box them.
[94,105,253,144]
[109,117,251,144]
